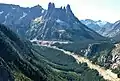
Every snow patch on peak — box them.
[85,21,92,25]
[5,13,10,19]
[12,7,16,10]
[56,19,64,24]
[81,19,108,27]
[96,21,107,27]
[58,30,65,32]
[19,12,27,20]
[41,10,45,13]
[114,21,120,27]
[0,11,4,15]
[56,19,62,23]
[34,16,43,23]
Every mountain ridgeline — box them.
[26,3,105,41]
[0,3,44,37]
[81,19,120,42]
[103,20,120,42]
[0,3,119,41]
[81,19,113,35]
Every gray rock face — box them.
[0,3,44,37]
[0,3,105,41]
[103,21,120,37]
[48,2,55,10]
[111,44,120,69]
[81,19,113,36]
[83,42,120,69]
[26,3,105,41]
[84,43,105,57]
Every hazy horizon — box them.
[0,0,120,23]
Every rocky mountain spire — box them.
[48,2,55,10]
[66,4,72,12]
[63,6,66,10]
[27,2,105,41]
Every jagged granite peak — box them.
[66,4,72,12]
[48,2,55,10]
[60,6,63,9]
[47,3,73,16]
[63,6,66,10]
[31,4,43,10]
[0,3,44,37]
[46,3,76,24]
[26,3,105,41]
[66,4,71,9]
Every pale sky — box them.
[0,0,120,23]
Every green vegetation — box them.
[52,41,114,68]
[52,41,96,54]
[32,45,106,81]
[0,24,106,81]
[88,43,114,67]
[112,67,120,78]
[13,71,32,81]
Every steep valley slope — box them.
[0,24,106,81]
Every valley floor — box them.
[42,45,120,81]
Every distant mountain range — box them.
[103,20,120,37]
[81,19,120,41]
[81,19,113,35]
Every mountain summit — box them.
[0,3,44,37]
[26,3,105,41]
[81,19,112,35]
